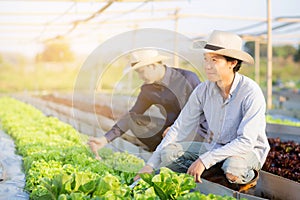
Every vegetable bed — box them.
[0,97,239,200]
[262,137,300,183]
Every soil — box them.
[39,94,122,120]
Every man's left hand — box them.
[187,158,205,183]
[162,127,170,138]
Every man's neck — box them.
[217,73,235,99]
[155,64,166,83]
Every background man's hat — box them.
[193,30,254,64]
[130,49,169,70]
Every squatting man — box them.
[135,30,270,190]
[89,49,207,158]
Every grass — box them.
[0,62,80,93]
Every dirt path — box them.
[0,130,29,199]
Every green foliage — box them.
[136,168,238,200]
[244,41,268,57]
[0,97,244,200]
[178,192,239,200]
[1,42,300,93]
[37,40,74,62]
[273,45,297,59]
[0,97,141,199]
[0,62,80,93]
[266,114,300,127]
[244,42,298,59]
[242,43,300,88]
[240,56,300,88]
[294,44,300,62]
[136,167,196,200]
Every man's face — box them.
[203,53,232,82]
[135,64,161,84]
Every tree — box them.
[244,41,268,57]
[273,45,296,59]
[294,44,300,62]
[37,39,74,62]
[244,41,255,57]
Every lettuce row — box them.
[0,97,240,200]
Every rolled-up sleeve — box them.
[104,124,125,142]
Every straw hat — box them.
[194,30,254,64]
[130,50,169,70]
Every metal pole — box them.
[128,24,138,93]
[174,8,179,67]
[255,39,260,84]
[267,0,273,110]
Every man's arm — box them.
[177,68,201,89]
[146,85,204,169]
[199,91,267,169]
[89,86,153,158]
[187,72,201,89]
[105,86,153,141]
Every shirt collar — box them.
[229,72,241,96]
[209,72,241,98]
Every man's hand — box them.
[162,127,170,138]
[88,136,108,160]
[134,165,154,181]
[187,158,205,183]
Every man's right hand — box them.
[88,136,108,160]
[134,165,154,181]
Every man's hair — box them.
[224,56,242,72]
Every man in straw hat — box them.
[136,30,270,191]
[89,49,207,155]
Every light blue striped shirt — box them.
[147,73,270,169]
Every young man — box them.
[137,31,270,190]
[89,50,207,157]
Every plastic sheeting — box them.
[0,130,29,200]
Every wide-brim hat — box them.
[193,30,254,64]
[130,49,169,70]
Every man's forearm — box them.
[104,124,125,142]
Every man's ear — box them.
[231,60,238,68]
